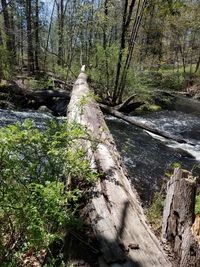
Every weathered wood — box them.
[100,104,196,145]
[192,214,200,245]
[67,67,171,266]
[162,168,200,267]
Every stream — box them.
[106,110,200,204]
[0,102,200,205]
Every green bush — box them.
[0,120,98,265]
[24,77,54,90]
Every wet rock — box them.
[38,105,52,113]
[175,148,195,159]
[52,98,68,116]
[0,100,15,109]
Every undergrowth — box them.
[0,119,98,266]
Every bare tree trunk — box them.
[103,0,110,91]
[35,0,39,71]
[179,45,186,74]
[195,53,200,73]
[57,0,64,66]
[26,0,34,73]
[44,0,56,68]
[113,0,138,104]
[113,0,128,104]
[19,7,24,66]
[1,0,13,53]
[162,168,200,267]
[0,29,3,79]
[118,0,146,103]
[67,66,171,266]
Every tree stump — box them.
[162,168,200,267]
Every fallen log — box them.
[25,89,70,99]
[0,82,71,99]
[153,89,191,97]
[114,94,144,113]
[162,168,200,267]
[100,104,195,145]
[0,82,71,113]
[67,66,171,266]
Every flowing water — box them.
[0,108,55,128]
[106,110,200,204]
[0,104,200,205]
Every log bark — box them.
[162,168,200,267]
[67,67,171,266]
[100,104,196,145]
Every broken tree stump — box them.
[162,168,200,267]
[67,67,171,266]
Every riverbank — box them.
[0,72,199,116]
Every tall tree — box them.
[113,0,137,104]
[25,0,34,73]
[57,0,65,66]
[118,0,147,102]
[1,0,15,54]
[0,29,3,79]
[34,0,39,70]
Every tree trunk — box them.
[162,168,200,267]
[44,0,56,67]
[9,4,16,58]
[1,0,16,62]
[103,0,109,91]
[113,0,128,104]
[20,10,24,66]
[113,0,140,104]
[118,0,147,103]
[26,0,34,73]
[67,66,171,266]
[35,0,39,71]
[0,29,3,79]
[195,54,200,73]
[57,0,64,66]
[1,0,12,51]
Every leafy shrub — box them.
[24,77,54,90]
[0,120,98,265]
